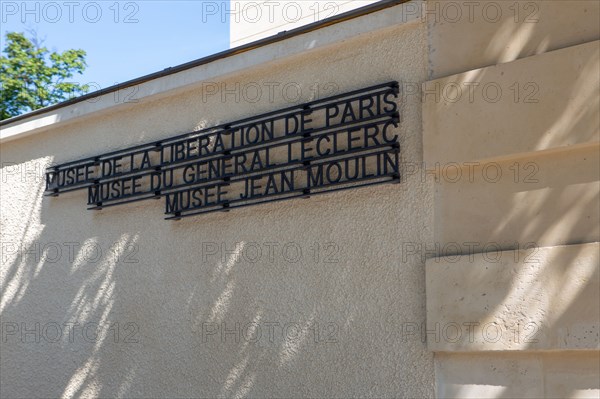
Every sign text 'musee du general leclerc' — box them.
[45,81,401,220]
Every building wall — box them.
[1,4,433,398]
[0,1,599,398]
[423,1,600,398]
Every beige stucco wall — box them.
[1,1,599,398]
[435,351,600,399]
[427,0,600,78]
[1,7,433,399]
[423,1,600,398]
[427,243,599,352]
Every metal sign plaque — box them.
[45,81,401,220]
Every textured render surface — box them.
[426,242,599,351]
[423,41,600,167]
[427,0,600,79]
[424,2,600,397]
[435,351,600,398]
[2,2,600,398]
[0,18,434,399]
[0,1,421,143]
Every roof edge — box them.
[0,0,409,127]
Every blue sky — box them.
[1,1,230,90]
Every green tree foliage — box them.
[0,32,89,120]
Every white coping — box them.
[0,2,419,144]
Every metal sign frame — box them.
[45,81,401,220]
